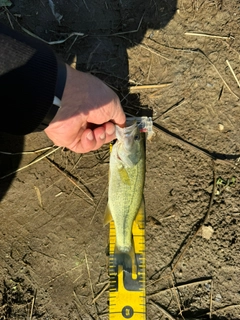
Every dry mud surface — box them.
[0,0,240,319]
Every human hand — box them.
[44,65,126,153]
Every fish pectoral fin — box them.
[118,166,131,185]
[103,204,112,226]
[134,198,145,229]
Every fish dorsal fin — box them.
[103,204,112,225]
[118,166,131,185]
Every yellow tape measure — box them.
[108,204,146,319]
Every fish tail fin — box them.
[114,241,138,279]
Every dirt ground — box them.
[0,0,240,319]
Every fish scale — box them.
[109,162,144,252]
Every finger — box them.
[70,123,116,153]
[104,122,116,142]
[91,126,108,150]
[93,123,117,148]
[80,124,113,152]
[111,99,126,127]
[114,112,126,128]
[71,128,97,153]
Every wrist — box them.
[36,59,67,131]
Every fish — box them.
[104,121,145,254]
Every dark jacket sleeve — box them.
[0,23,66,135]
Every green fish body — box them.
[105,122,145,253]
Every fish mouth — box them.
[116,122,138,140]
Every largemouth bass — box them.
[104,121,145,254]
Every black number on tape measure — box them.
[122,306,134,318]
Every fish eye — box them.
[134,134,140,140]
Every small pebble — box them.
[201,225,214,240]
[215,293,222,302]
[218,123,224,131]
[205,283,211,291]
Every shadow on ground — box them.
[0,0,177,199]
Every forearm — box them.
[0,23,66,135]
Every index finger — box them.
[111,100,126,128]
